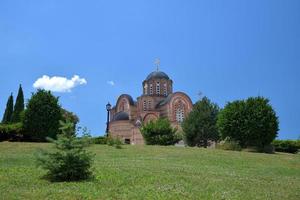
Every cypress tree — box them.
[2,94,14,124]
[12,84,25,123]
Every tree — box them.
[61,108,79,126]
[217,96,279,148]
[12,84,25,123]
[2,94,14,124]
[23,89,62,141]
[140,118,179,145]
[36,120,94,182]
[182,96,220,147]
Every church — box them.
[108,68,193,144]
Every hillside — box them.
[0,142,299,200]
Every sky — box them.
[0,0,299,139]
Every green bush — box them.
[0,123,24,141]
[36,120,94,182]
[141,118,179,145]
[93,136,107,144]
[272,140,300,154]
[216,137,242,151]
[262,144,275,154]
[107,136,123,149]
[114,138,123,149]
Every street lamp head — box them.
[106,102,112,111]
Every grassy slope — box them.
[0,142,299,200]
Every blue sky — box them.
[0,0,299,139]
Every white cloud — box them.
[107,80,115,86]
[33,75,87,92]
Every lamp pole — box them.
[105,102,111,137]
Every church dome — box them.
[113,111,129,121]
[146,71,170,81]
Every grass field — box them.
[0,142,299,200]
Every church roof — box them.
[146,71,170,81]
[112,111,129,121]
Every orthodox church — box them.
[108,67,193,144]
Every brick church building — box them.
[108,69,193,144]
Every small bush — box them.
[141,118,179,145]
[93,136,107,144]
[36,120,94,182]
[0,123,24,141]
[262,144,275,154]
[216,137,242,151]
[272,140,300,154]
[107,136,123,149]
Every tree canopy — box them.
[23,89,62,141]
[12,85,25,123]
[182,96,219,147]
[217,96,279,148]
[2,94,14,124]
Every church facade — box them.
[108,70,193,144]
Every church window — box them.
[143,100,147,111]
[150,84,153,95]
[163,83,167,96]
[175,102,185,123]
[119,99,128,112]
[148,100,152,110]
[156,82,160,95]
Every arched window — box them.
[143,100,147,111]
[156,82,160,95]
[148,100,152,110]
[119,99,128,112]
[163,83,167,96]
[175,101,185,123]
[150,84,153,95]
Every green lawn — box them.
[0,142,299,200]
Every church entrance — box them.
[124,138,131,144]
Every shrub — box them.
[23,90,62,141]
[107,136,123,149]
[114,138,123,149]
[93,136,107,144]
[217,96,279,148]
[0,123,24,141]
[216,137,242,151]
[262,144,275,154]
[141,118,179,145]
[272,140,300,154]
[182,97,219,147]
[36,120,94,182]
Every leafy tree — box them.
[36,120,94,182]
[12,84,25,123]
[217,96,279,148]
[140,118,179,145]
[61,108,79,125]
[23,89,62,141]
[61,108,79,135]
[2,94,14,124]
[182,96,220,147]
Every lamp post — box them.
[105,102,111,136]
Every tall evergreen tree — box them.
[12,84,25,123]
[182,96,220,148]
[2,94,14,124]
